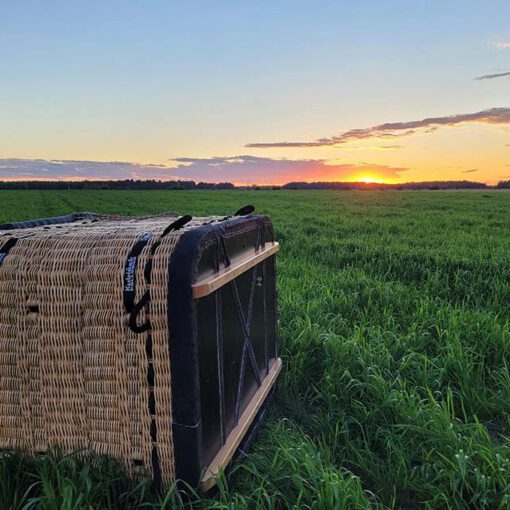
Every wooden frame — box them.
[192,242,280,299]
[200,357,282,491]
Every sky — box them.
[1,0,510,185]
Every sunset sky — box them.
[1,1,510,184]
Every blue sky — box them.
[1,1,510,183]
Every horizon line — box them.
[0,178,504,187]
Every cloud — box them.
[331,144,404,151]
[461,169,478,173]
[488,40,510,49]
[475,71,510,80]
[0,156,408,185]
[0,159,174,181]
[167,156,408,184]
[246,107,510,148]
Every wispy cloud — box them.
[246,107,510,148]
[0,157,408,185]
[475,71,510,80]
[488,40,510,49]
[461,169,478,174]
[331,144,404,151]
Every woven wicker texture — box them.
[0,213,222,485]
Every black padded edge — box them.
[0,212,99,230]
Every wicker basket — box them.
[0,209,281,489]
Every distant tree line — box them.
[282,180,489,190]
[1,179,509,190]
[0,180,235,190]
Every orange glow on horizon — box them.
[357,175,386,184]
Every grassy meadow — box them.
[1,189,510,509]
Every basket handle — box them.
[234,205,255,216]
[128,292,151,333]
[161,215,192,237]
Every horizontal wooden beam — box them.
[192,242,279,299]
[201,357,282,491]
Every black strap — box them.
[123,232,154,313]
[234,205,255,216]
[141,216,193,285]
[0,238,18,266]
[125,215,192,486]
[213,231,231,269]
[256,216,266,250]
[128,291,151,333]
[161,215,192,237]
[126,216,192,334]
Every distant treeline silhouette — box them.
[0,180,235,190]
[0,179,508,190]
[281,180,489,190]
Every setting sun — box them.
[358,176,385,183]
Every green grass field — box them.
[1,190,510,509]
